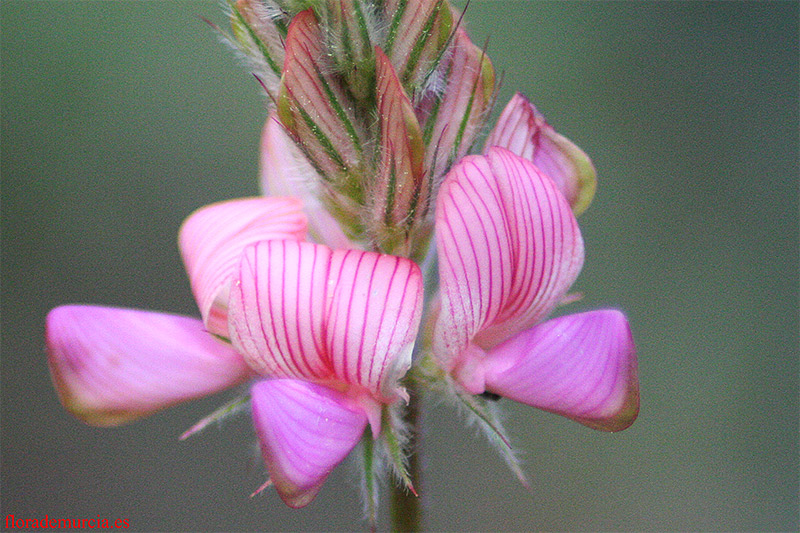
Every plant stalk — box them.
[390,380,423,532]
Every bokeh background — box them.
[2,1,798,531]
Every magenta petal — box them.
[179,197,307,336]
[228,241,423,403]
[46,305,252,426]
[250,379,368,508]
[482,310,639,432]
[434,147,585,366]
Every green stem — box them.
[390,380,422,532]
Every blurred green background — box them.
[2,1,797,531]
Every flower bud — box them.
[485,93,597,215]
[318,0,379,102]
[382,0,454,95]
[277,9,367,198]
[419,28,496,185]
[368,47,428,254]
[229,0,289,100]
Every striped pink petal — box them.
[482,310,639,432]
[228,240,423,404]
[485,93,597,215]
[260,114,354,250]
[251,379,368,508]
[434,147,584,370]
[46,305,252,427]
[179,197,307,336]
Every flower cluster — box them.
[46,0,638,519]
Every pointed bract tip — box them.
[199,16,220,31]
[250,478,274,498]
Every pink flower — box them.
[47,2,639,518]
[47,197,423,508]
[434,147,638,431]
[271,7,495,256]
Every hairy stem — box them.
[390,380,423,532]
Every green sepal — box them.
[454,388,530,489]
[320,0,378,103]
[360,429,379,529]
[230,1,282,75]
[381,407,417,497]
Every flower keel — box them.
[485,93,597,215]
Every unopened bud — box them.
[368,47,428,255]
[485,93,597,215]
[229,0,289,100]
[420,29,496,185]
[382,0,454,95]
[277,9,367,189]
[319,0,379,102]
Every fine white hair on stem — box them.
[360,0,386,45]
[439,377,530,488]
[259,0,290,22]
[420,64,450,101]
[382,403,413,488]
[368,0,394,45]
[351,438,387,525]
